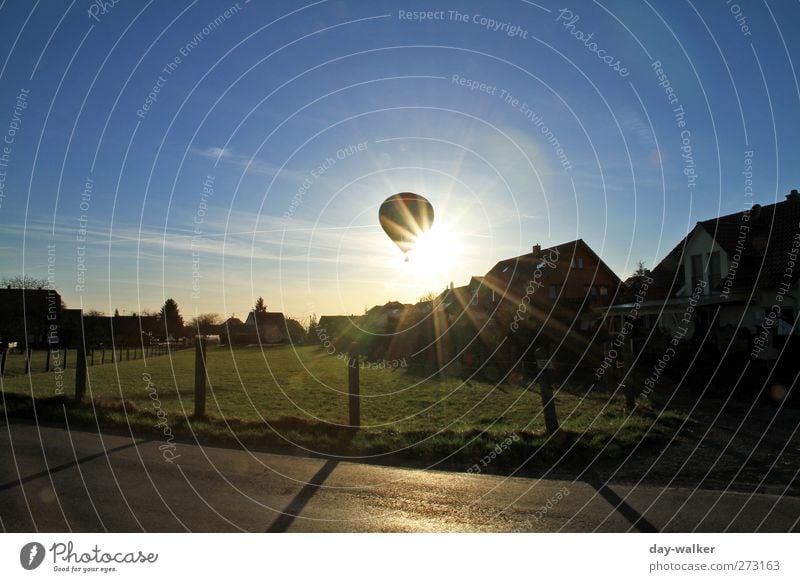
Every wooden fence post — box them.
[45,347,51,372]
[75,344,87,402]
[0,344,7,377]
[63,346,67,369]
[348,342,360,428]
[534,347,559,435]
[24,347,31,374]
[194,336,207,418]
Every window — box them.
[690,254,703,286]
[590,286,598,298]
[599,286,609,296]
[548,285,558,299]
[709,251,721,289]
[571,257,584,269]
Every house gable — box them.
[677,225,729,297]
[483,239,622,309]
[650,192,800,299]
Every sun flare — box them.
[402,222,463,276]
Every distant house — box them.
[0,287,62,347]
[59,310,160,347]
[436,276,490,312]
[362,301,413,331]
[112,314,161,344]
[238,311,289,345]
[214,317,244,345]
[604,190,800,359]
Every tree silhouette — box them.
[307,313,318,343]
[254,296,267,313]
[418,291,438,303]
[633,260,651,278]
[1,275,49,289]
[159,298,184,339]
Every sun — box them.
[403,222,462,276]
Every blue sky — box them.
[0,0,798,322]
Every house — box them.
[361,301,414,332]
[414,239,623,378]
[307,239,623,379]
[59,310,160,347]
[483,238,623,333]
[0,287,62,347]
[436,276,490,312]
[237,311,289,345]
[214,317,245,345]
[604,190,800,360]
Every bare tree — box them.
[418,291,439,303]
[1,275,50,289]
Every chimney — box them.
[532,244,541,255]
[786,189,800,202]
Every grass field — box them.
[0,344,685,467]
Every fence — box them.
[2,338,565,435]
[0,342,185,377]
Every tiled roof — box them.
[651,194,800,297]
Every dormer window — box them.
[690,254,703,286]
[570,257,584,269]
[709,251,721,290]
[689,251,720,291]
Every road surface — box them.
[1,420,798,532]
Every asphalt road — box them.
[1,420,798,532]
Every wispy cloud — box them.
[196,146,234,160]
[191,146,307,182]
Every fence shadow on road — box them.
[265,458,340,533]
[585,472,659,533]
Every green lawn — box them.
[0,344,685,465]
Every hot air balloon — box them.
[378,192,434,260]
